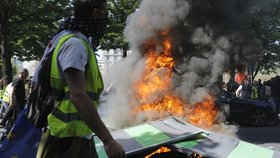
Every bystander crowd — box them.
[0,68,29,142]
[0,76,9,118]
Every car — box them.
[216,90,277,126]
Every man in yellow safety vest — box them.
[36,0,125,158]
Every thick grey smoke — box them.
[100,0,261,134]
[99,54,145,129]
[101,0,190,129]
[124,0,190,54]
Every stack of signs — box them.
[94,116,280,158]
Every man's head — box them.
[19,68,29,81]
[242,78,249,85]
[74,0,108,21]
[2,76,8,85]
[58,0,108,48]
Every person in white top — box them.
[235,78,252,98]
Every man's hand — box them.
[104,140,126,158]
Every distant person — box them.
[235,72,246,85]
[25,76,33,97]
[257,79,263,98]
[251,80,258,100]
[257,79,268,102]
[259,85,268,102]
[264,76,280,116]
[265,85,272,101]
[11,68,29,113]
[0,83,12,122]
[0,76,9,118]
[0,68,29,142]
[236,78,252,98]
[226,79,239,94]
[0,76,8,100]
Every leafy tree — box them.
[100,0,140,57]
[12,64,18,78]
[0,58,2,77]
[246,0,280,78]
[0,0,72,82]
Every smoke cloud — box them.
[124,0,190,54]
[100,0,262,134]
[22,60,40,77]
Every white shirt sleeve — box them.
[236,85,242,97]
[58,37,88,72]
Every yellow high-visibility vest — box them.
[2,83,12,103]
[48,34,104,138]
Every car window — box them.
[220,90,230,98]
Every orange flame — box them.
[144,147,205,157]
[135,38,174,102]
[133,33,218,128]
[145,147,171,158]
[188,95,218,128]
[134,94,185,119]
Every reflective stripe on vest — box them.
[48,33,104,138]
[2,87,9,103]
[0,90,3,98]
[52,106,81,122]
[0,85,5,97]
[52,88,99,100]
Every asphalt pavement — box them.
[235,114,280,152]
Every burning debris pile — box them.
[100,0,262,131]
[145,147,205,158]
[130,33,219,128]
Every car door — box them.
[229,97,253,122]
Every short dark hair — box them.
[74,0,106,20]
[20,68,29,75]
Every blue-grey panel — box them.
[172,131,239,158]
[112,130,143,153]
[150,116,202,138]
[273,151,280,158]
[112,117,203,156]
[192,132,239,158]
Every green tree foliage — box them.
[246,0,280,76]
[100,0,140,57]
[12,64,18,77]
[2,0,72,60]
[0,0,72,81]
[0,59,2,77]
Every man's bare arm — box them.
[64,67,125,158]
